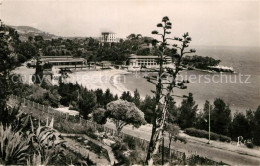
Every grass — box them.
[65,135,110,161]
[19,104,94,135]
[15,100,228,165]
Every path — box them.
[63,136,110,166]
[61,133,117,165]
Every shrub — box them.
[129,149,146,165]
[184,128,231,142]
[187,155,226,165]
[97,126,104,132]
[85,131,98,140]
[111,141,130,165]
[87,141,102,153]
[123,136,136,150]
[65,147,95,165]
[210,132,220,140]
[246,142,254,149]
[219,135,231,143]
[184,128,207,138]
[86,141,109,160]
[112,141,128,151]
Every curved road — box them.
[105,122,260,165]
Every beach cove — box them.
[64,69,133,97]
[13,45,260,113]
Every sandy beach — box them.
[12,64,134,97]
[64,69,133,97]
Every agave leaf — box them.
[30,116,34,132]
[36,125,43,137]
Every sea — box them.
[122,46,260,113]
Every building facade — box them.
[40,56,87,69]
[128,54,173,67]
[100,32,117,43]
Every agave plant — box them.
[0,104,31,133]
[0,124,29,165]
[26,153,42,166]
[27,118,65,165]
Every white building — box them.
[128,54,173,68]
[40,56,87,69]
[100,32,117,43]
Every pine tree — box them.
[0,21,17,109]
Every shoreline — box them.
[63,69,249,112]
[13,64,258,112]
[185,65,235,74]
[64,69,134,97]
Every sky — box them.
[0,0,259,47]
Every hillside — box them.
[10,25,57,41]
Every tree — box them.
[253,106,260,145]
[133,89,141,107]
[195,100,212,130]
[103,89,114,106]
[33,59,44,84]
[211,98,232,136]
[166,123,180,150]
[177,93,198,129]
[95,89,104,106]
[182,55,221,70]
[17,42,38,60]
[140,95,156,123]
[28,36,33,42]
[34,35,43,42]
[166,96,178,124]
[78,90,97,119]
[120,91,133,102]
[246,109,255,139]
[106,100,146,134]
[231,112,249,139]
[145,16,196,164]
[0,22,19,110]
[92,108,108,125]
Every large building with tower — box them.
[100,32,117,43]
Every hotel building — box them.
[128,54,173,67]
[100,32,117,43]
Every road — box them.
[105,122,260,165]
[9,98,260,165]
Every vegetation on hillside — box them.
[182,55,221,69]
[2,19,260,165]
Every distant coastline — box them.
[187,65,235,73]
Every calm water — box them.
[122,46,260,112]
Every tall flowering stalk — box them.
[145,16,196,165]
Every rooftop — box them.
[40,56,86,63]
[101,32,116,34]
[41,55,73,59]
[129,54,171,59]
